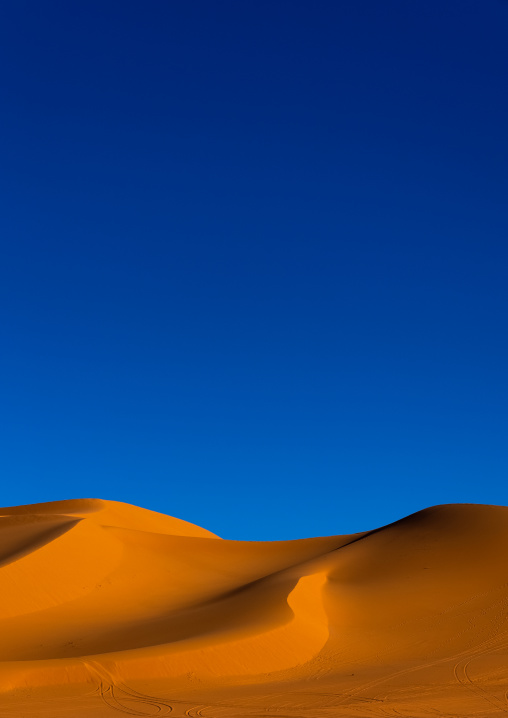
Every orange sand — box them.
[1,499,508,717]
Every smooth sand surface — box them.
[1,500,508,716]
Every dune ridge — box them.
[1,500,508,717]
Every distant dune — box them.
[1,500,508,716]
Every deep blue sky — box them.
[1,1,507,539]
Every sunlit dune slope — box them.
[1,500,508,717]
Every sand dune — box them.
[1,500,508,716]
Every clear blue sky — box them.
[1,1,507,539]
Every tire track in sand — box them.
[82,660,173,715]
[334,627,508,712]
[453,639,508,713]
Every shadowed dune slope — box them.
[1,500,508,717]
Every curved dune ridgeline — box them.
[1,500,508,716]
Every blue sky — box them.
[1,1,507,539]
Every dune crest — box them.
[1,501,508,716]
[0,498,219,538]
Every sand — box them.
[1,499,508,717]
